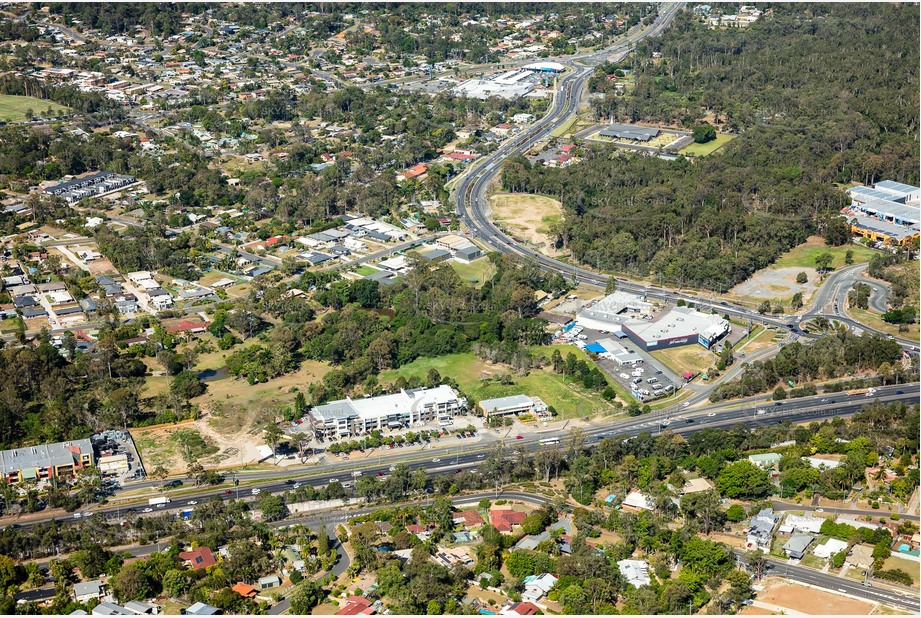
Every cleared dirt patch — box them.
[490,192,566,257]
[756,577,876,615]
[730,267,821,302]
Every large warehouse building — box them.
[846,180,920,247]
[621,307,730,351]
[575,291,653,331]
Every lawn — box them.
[379,347,623,417]
[770,237,878,270]
[0,95,71,122]
[848,307,920,339]
[449,256,495,285]
[550,116,578,138]
[678,133,736,157]
[882,555,919,587]
[354,265,378,276]
[651,345,715,376]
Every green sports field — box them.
[678,133,736,157]
[0,95,71,122]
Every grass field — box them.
[849,307,920,339]
[449,256,495,285]
[0,95,71,122]
[379,347,624,416]
[771,237,878,269]
[491,193,565,257]
[550,116,578,138]
[678,133,735,157]
[651,345,715,376]
[883,555,919,587]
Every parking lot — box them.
[556,324,683,404]
[93,429,145,486]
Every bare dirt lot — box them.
[729,267,821,302]
[490,192,566,257]
[753,577,877,615]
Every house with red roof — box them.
[453,509,485,528]
[231,582,257,598]
[490,509,528,533]
[179,546,217,570]
[336,596,375,615]
[165,320,211,334]
[397,163,428,183]
[501,601,541,615]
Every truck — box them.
[148,497,171,507]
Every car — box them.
[285,479,296,485]
[187,501,197,506]
[685,418,694,424]
[456,434,462,440]
[815,508,824,513]
[293,483,301,489]
[757,409,766,415]
[897,390,904,395]
[682,402,690,408]
[156,503,165,508]
[377,471,384,476]
[341,482,353,489]
[329,478,339,484]
[774,401,782,406]
[661,420,671,426]
[142,508,153,513]
[516,435,524,439]
[251,488,261,495]
[341,456,349,461]
[862,581,872,588]
[432,458,441,463]
[73,513,82,519]
[388,444,394,449]
[224,489,233,495]
[707,412,716,417]
[720,301,728,306]
[476,453,485,459]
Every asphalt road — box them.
[8,383,916,533]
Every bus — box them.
[538,437,561,446]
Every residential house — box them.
[780,514,824,535]
[490,509,527,533]
[335,595,375,615]
[453,509,485,528]
[180,603,221,616]
[617,559,651,588]
[814,538,849,559]
[73,580,106,603]
[782,533,815,559]
[500,601,541,616]
[621,491,655,511]
[846,544,875,569]
[748,453,781,469]
[179,546,217,570]
[521,573,557,603]
[746,508,779,552]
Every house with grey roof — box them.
[73,580,105,603]
[180,603,221,616]
[746,508,779,552]
[782,533,815,560]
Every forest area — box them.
[503,4,919,290]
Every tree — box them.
[170,370,206,401]
[692,123,716,143]
[111,563,152,602]
[256,494,287,521]
[815,252,834,274]
[605,277,617,294]
[263,423,285,458]
[725,504,746,522]
[716,460,771,499]
[744,551,768,580]
[289,580,326,614]
[758,300,771,314]
[796,272,808,284]
[791,292,804,310]
[845,249,854,265]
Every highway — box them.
[7,383,916,532]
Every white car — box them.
[187,501,197,506]
[682,402,690,408]
[432,458,441,463]
[293,483,301,489]
[142,508,153,513]
[707,412,716,417]
[328,478,339,484]
[251,488,261,495]
[661,420,671,426]
[756,409,766,415]
[389,465,397,472]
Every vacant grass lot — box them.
[771,237,877,270]
[678,133,736,157]
[849,307,920,339]
[651,345,715,376]
[354,265,378,276]
[491,192,565,257]
[449,256,495,285]
[883,555,919,587]
[379,346,623,416]
[0,95,70,122]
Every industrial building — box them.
[308,386,467,439]
[477,394,548,418]
[598,123,661,142]
[621,307,730,351]
[42,170,137,203]
[0,438,95,484]
[575,291,652,331]
[452,78,534,100]
[846,180,920,246]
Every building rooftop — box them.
[624,307,728,345]
[0,438,94,478]
[617,559,651,587]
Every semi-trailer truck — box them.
[148,497,171,506]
